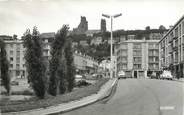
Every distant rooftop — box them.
[40,32,55,39]
[85,30,101,35]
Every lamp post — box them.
[102,13,122,78]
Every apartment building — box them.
[115,27,167,78]
[116,40,159,78]
[74,51,99,75]
[0,36,27,79]
[40,32,55,61]
[159,15,184,78]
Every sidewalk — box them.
[2,78,118,115]
[176,78,184,82]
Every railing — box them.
[148,61,159,63]
[148,53,159,56]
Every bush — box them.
[1,89,34,96]
[75,80,91,87]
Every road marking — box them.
[160,106,175,110]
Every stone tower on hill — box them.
[101,19,106,33]
[73,16,88,34]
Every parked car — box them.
[150,72,159,79]
[118,71,126,79]
[75,74,83,82]
[11,80,19,85]
[160,70,173,80]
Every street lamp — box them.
[102,13,122,78]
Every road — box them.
[59,79,184,115]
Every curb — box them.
[173,79,184,83]
[2,78,118,115]
[98,78,118,100]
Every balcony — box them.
[133,55,142,57]
[169,50,173,54]
[148,60,159,63]
[148,47,159,50]
[169,38,173,43]
[133,61,142,64]
[173,36,178,40]
[148,53,159,57]
[173,46,178,51]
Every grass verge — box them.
[0,78,109,113]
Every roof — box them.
[0,35,13,40]
[40,32,55,39]
[85,30,101,35]
[159,15,184,43]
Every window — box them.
[149,43,154,49]
[182,21,184,34]
[127,35,135,40]
[10,57,13,61]
[16,57,20,63]
[119,63,127,70]
[149,43,159,49]
[16,71,20,76]
[120,36,126,41]
[16,64,20,69]
[119,49,127,56]
[16,44,20,50]
[149,64,159,69]
[23,64,25,68]
[121,57,127,62]
[175,27,178,38]
[149,64,154,69]
[10,64,13,68]
[149,50,159,56]
[179,24,181,37]
[10,44,13,48]
[10,50,13,55]
[155,44,159,48]
[122,64,127,69]
[133,50,142,56]
[149,57,154,62]
[133,64,141,69]
[16,51,20,56]
[120,44,127,49]
[133,43,141,49]
[133,57,141,62]
[155,57,159,61]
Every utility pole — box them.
[102,13,122,78]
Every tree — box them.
[23,27,46,99]
[48,25,69,96]
[65,39,75,92]
[0,39,11,95]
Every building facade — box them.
[115,27,167,78]
[1,33,99,79]
[40,32,55,61]
[159,16,184,78]
[73,51,99,75]
[116,40,160,78]
[2,37,26,79]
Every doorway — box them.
[134,71,137,78]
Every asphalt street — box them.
[59,79,184,115]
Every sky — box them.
[0,0,184,38]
